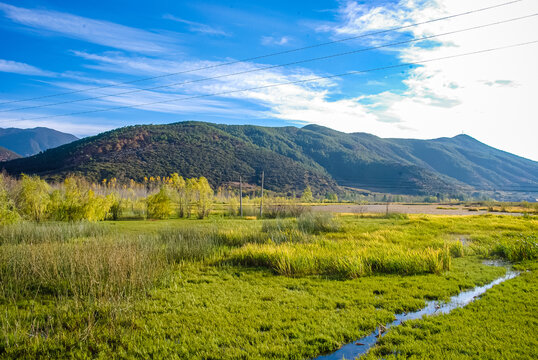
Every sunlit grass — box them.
[0,214,536,359]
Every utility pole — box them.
[259,171,264,218]
[239,176,243,217]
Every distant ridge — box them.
[0,146,20,162]
[0,127,78,157]
[2,121,537,197]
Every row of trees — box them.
[0,173,215,224]
[146,174,213,219]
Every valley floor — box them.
[0,214,536,359]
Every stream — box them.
[314,261,519,360]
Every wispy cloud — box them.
[315,0,538,160]
[0,59,55,76]
[0,2,179,53]
[261,36,291,46]
[163,14,230,36]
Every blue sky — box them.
[0,0,537,160]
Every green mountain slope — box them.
[2,121,537,195]
[1,123,336,193]
[0,127,78,157]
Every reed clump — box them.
[0,237,163,301]
[228,240,450,278]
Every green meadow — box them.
[1,214,537,359]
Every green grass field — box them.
[0,214,536,359]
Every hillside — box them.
[0,146,20,162]
[0,127,78,157]
[0,123,337,193]
[2,121,537,195]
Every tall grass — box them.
[0,221,110,245]
[0,238,163,300]
[228,240,451,278]
[0,223,264,301]
[491,235,538,262]
[262,203,309,218]
[297,212,341,233]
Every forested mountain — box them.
[0,127,78,156]
[2,121,537,196]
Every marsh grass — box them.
[490,235,538,262]
[228,240,450,278]
[0,222,266,302]
[0,215,536,359]
[262,203,309,218]
[0,221,110,245]
[297,212,341,233]
[364,263,538,360]
[0,237,163,301]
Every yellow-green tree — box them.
[48,176,112,221]
[195,177,213,219]
[147,186,173,219]
[0,174,19,224]
[16,174,50,222]
[184,178,198,218]
[48,176,87,221]
[84,190,113,221]
[107,192,123,220]
[170,173,187,217]
[301,186,313,203]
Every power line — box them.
[12,39,538,122]
[3,12,536,114]
[0,0,523,106]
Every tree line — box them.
[0,173,214,224]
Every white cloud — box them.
[0,2,178,53]
[307,0,538,161]
[0,59,55,76]
[163,14,230,36]
[261,36,291,46]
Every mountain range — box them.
[2,122,537,196]
[0,127,78,157]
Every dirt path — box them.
[310,204,522,216]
